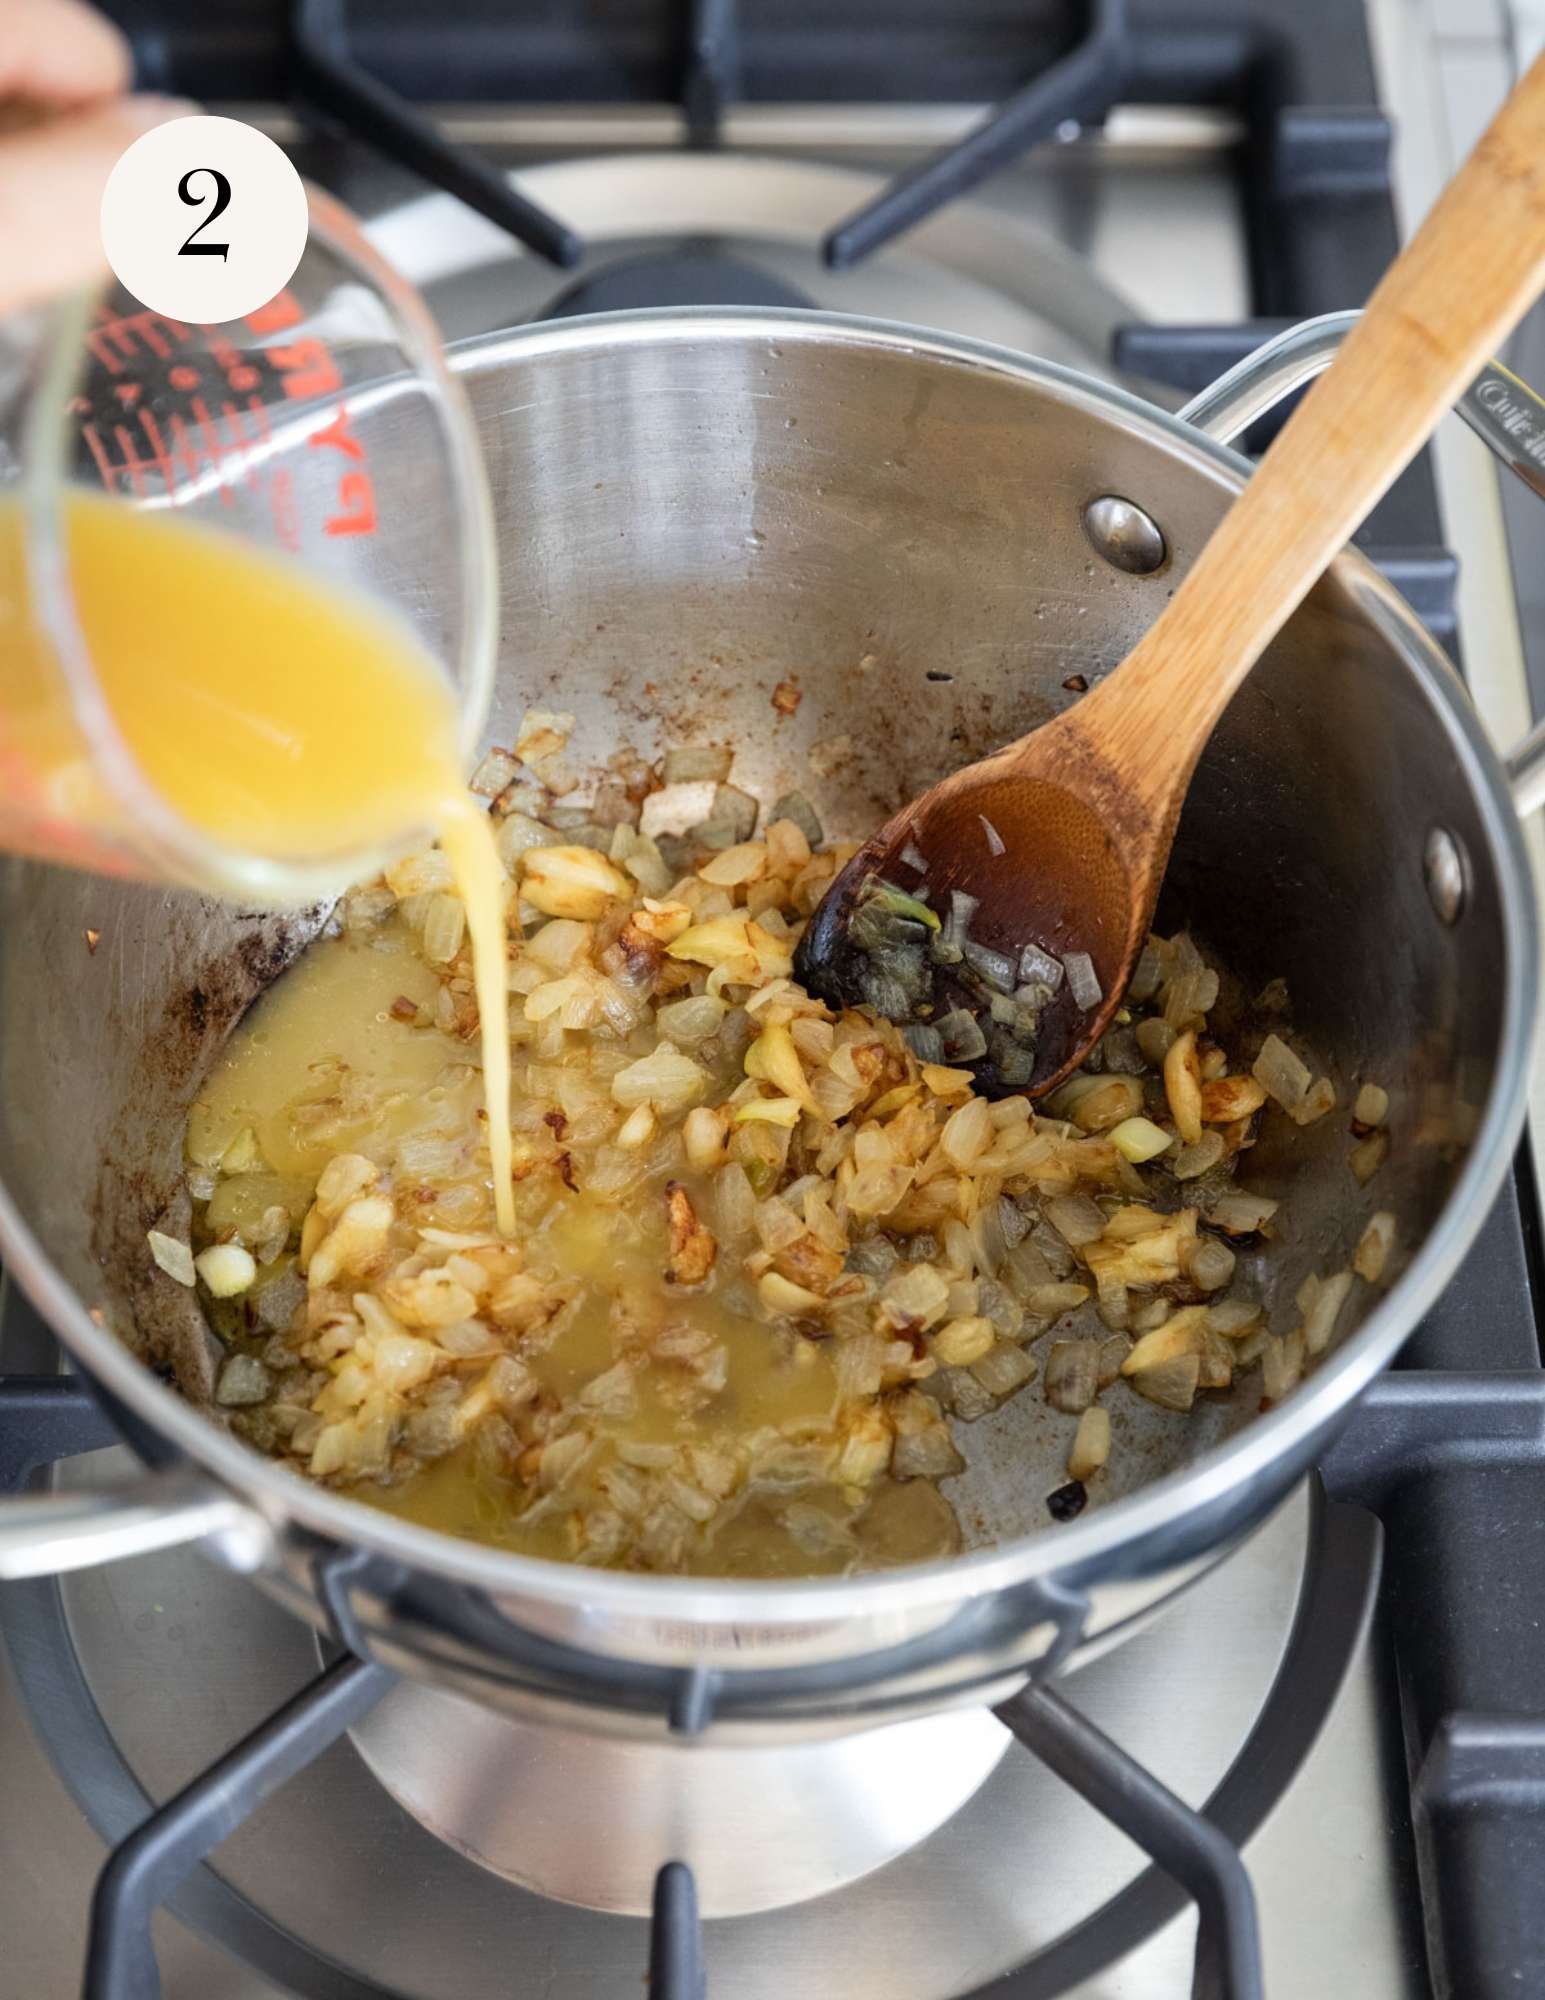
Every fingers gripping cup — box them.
[0,167,497,903]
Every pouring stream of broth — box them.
[3,489,518,1234]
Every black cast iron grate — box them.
[12,0,1537,1989]
[14,1309,1545,2000]
[0,1363,1282,2000]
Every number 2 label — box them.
[102,116,307,321]
[178,169,232,261]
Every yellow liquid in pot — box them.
[191,923,959,1576]
[2,492,515,1233]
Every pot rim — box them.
[4,304,1536,1625]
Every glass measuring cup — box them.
[0,185,497,904]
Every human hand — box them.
[0,0,189,315]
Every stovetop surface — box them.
[6,0,1544,1993]
[0,1438,1425,1999]
[0,85,1424,1999]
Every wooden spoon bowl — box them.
[797,762,1138,1095]
[798,52,1545,1094]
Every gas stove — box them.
[5,3,1545,1996]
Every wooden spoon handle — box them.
[1074,50,1545,820]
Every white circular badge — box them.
[100,114,308,323]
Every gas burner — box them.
[1,1435,1382,1999]
[547,249,815,316]
[363,155,1138,370]
[350,1681,1009,1914]
[6,6,1538,1995]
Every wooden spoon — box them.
[796,51,1545,1097]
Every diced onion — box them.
[1172,1130,1225,1180]
[1128,1353,1200,1411]
[769,791,824,848]
[1303,1269,1354,1355]
[663,745,734,784]
[1207,1298,1263,1338]
[934,1010,987,1063]
[892,1426,965,1480]
[930,1316,996,1366]
[1208,1190,1280,1235]
[1067,1404,1111,1481]
[1110,1116,1173,1163]
[1045,1193,1105,1247]
[962,938,1017,993]
[147,1229,196,1286]
[216,1353,271,1405]
[1354,1210,1396,1282]
[611,1045,709,1113]
[1127,941,1162,1002]
[1252,1033,1311,1111]
[196,1243,257,1297]
[1289,1076,1337,1126]
[1023,1280,1090,1317]
[1063,951,1102,1011]
[1350,1130,1390,1184]
[1019,942,1064,990]
[904,1022,945,1064]
[1261,1329,1305,1403]
[1188,1236,1237,1292]
[1045,1339,1098,1413]
[940,888,978,958]
[970,1341,1037,1397]
[657,995,727,1046]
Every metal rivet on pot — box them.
[1423,827,1467,924]
[1081,496,1167,575]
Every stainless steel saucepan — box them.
[0,308,1541,1737]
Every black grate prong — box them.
[292,0,582,267]
[682,0,739,150]
[0,1375,120,1492]
[821,0,1127,269]
[83,1655,393,2000]
[996,1682,1263,2000]
[650,1860,707,2000]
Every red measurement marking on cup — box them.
[87,307,191,375]
[111,425,149,499]
[325,471,377,537]
[166,412,203,485]
[72,286,373,546]
[80,424,116,492]
[305,403,378,536]
[307,405,364,461]
[132,314,188,360]
[268,340,342,402]
[136,409,176,490]
[84,330,123,376]
[207,331,261,397]
[244,292,304,337]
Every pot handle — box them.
[0,1465,270,1579]
[1179,311,1545,817]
